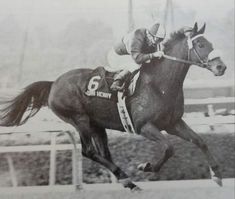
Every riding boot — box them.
[110,70,131,91]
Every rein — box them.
[163,54,207,68]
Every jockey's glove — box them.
[152,51,165,59]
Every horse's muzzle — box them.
[214,65,226,76]
[208,57,227,76]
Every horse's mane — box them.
[163,28,187,53]
[142,27,192,69]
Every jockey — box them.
[110,23,166,91]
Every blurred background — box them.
[0,0,234,88]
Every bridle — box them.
[163,34,217,69]
[187,34,210,68]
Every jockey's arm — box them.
[130,29,153,65]
[131,51,152,65]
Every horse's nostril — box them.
[216,65,222,70]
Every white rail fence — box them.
[0,130,83,190]
[184,97,234,129]
[0,97,234,190]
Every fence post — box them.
[207,104,215,131]
[66,131,83,190]
[6,154,18,187]
[49,132,57,186]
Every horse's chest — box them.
[156,94,184,128]
[130,91,184,130]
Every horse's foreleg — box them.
[138,122,174,172]
[167,119,222,186]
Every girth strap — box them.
[117,92,136,134]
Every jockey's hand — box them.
[152,51,164,59]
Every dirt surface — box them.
[0,179,234,199]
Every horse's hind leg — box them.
[89,126,125,178]
[90,125,113,162]
[49,100,139,190]
[91,126,141,190]
[167,119,222,186]
[138,122,174,173]
[72,115,140,190]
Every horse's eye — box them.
[198,43,205,48]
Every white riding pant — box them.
[106,48,140,72]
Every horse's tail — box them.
[0,81,53,126]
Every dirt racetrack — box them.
[0,178,234,199]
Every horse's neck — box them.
[145,39,190,95]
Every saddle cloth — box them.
[84,66,138,134]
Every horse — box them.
[0,23,226,191]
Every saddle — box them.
[85,66,140,100]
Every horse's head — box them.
[184,22,227,76]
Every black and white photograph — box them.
[0,0,234,198]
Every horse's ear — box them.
[197,23,206,34]
[192,22,198,33]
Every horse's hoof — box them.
[131,186,142,192]
[209,167,223,187]
[137,162,152,172]
[119,178,137,190]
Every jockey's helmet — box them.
[149,23,166,39]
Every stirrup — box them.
[110,79,125,91]
[110,83,125,91]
